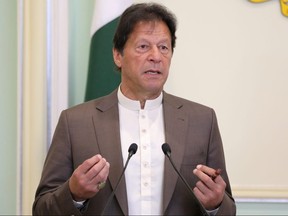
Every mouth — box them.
[144,70,161,75]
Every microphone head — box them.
[128,143,138,155]
[162,143,171,156]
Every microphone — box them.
[162,143,208,216]
[101,143,138,216]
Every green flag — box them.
[85,0,132,101]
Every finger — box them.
[79,154,102,174]
[193,184,220,210]
[195,180,211,195]
[196,164,216,177]
[85,157,108,181]
[195,165,222,182]
[193,185,206,202]
[194,168,226,192]
[89,160,110,185]
[209,168,222,181]
[193,167,220,190]
[193,166,213,183]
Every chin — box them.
[145,86,163,96]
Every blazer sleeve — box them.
[32,111,83,215]
[217,192,236,215]
[208,109,236,215]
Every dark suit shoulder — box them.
[64,90,118,115]
[163,91,214,114]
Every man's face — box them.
[113,20,173,100]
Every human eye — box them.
[136,43,150,53]
[158,44,170,54]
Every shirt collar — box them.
[117,87,163,111]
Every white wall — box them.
[131,0,288,199]
[69,0,288,200]
[68,1,288,213]
[12,0,284,214]
[1,0,287,215]
[67,0,288,214]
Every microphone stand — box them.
[162,143,208,216]
[100,143,137,216]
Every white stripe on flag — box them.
[91,0,133,36]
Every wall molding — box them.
[233,185,288,199]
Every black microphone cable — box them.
[101,143,138,216]
[162,143,208,216]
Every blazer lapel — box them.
[162,92,189,212]
[92,90,128,215]
[91,90,188,214]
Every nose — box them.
[148,46,161,63]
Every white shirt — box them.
[118,88,165,215]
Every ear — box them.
[112,48,122,68]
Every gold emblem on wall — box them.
[249,0,288,17]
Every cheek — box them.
[125,56,144,70]
[163,58,172,71]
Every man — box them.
[33,3,236,215]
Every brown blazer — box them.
[33,90,236,215]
